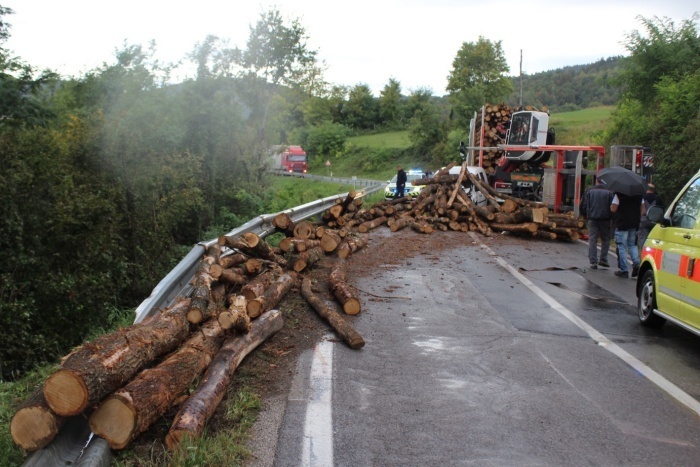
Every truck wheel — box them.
[638,270,665,328]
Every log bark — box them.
[329,261,361,315]
[43,299,192,417]
[300,278,365,349]
[165,310,284,449]
[246,271,298,318]
[218,253,248,269]
[10,386,65,451]
[89,318,227,450]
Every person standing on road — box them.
[396,165,407,198]
[637,183,664,253]
[611,192,645,278]
[582,181,614,269]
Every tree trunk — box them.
[489,222,538,234]
[218,253,248,269]
[89,318,226,450]
[165,310,284,450]
[11,386,65,451]
[329,261,362,315]
[300,278,364,349]
[213,267,248,286]
[246,271,298,319]
[43,298,192,417]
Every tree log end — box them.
[247,299,263,319]
[10,407,61,451]
[89,395,136,450]
[343,298,361,315]
[44,369,88,416]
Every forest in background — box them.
[1,4,698,380]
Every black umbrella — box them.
[597,166,647,197]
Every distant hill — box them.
[504,56,624,112]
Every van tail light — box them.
[494,181,511,190]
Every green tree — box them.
[605,14,700,201]
[345,84,378,130]
[618,15,700,107]
[305,121,349,160]
[446,36,513,128]
[379,78,402,128]
[0,6,57,128]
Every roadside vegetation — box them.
[0,2,697,464]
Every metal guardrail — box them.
[274,170,385,189]
[23,184,383,466]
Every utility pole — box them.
[519,49,523,107]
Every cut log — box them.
[43,298,192,417]
[246,271,298,319]
[489,222,538,234]
[300,278,364,349]
[292,220,316,239]
[240,269,276,301]
[329,261,362,315]
[188,282,226,325]
[320,230,342,253]
[218,295,250,333]
[89,318,226,450]
[165,309,283,450]
[218,253,248,269]
[287,246,325,272]
[358,216,387,233]
[337,234,369,259]
[215,267,248,286]
[187,252,216,325]
[10,386,65,451]
[272,212,294,235]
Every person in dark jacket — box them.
[637,183,664,253]
[611,192,645,278]
[582,182,614,269]
[396,166,407,198]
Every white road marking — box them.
[476,235,700,417]
[301,337,334,466]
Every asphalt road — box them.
[255,229,700,466]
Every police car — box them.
[384,169,426,200]
[637,168,700,336]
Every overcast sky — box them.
[3,1,698,96]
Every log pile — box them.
[471,103,548,175]
[363,162,585,241]
[12,177,584,454]
[12,196,370,452]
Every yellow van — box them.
[637,169,700,334]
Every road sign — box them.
[325,160,331,166]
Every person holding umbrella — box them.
[598,166,647,278]
[610,192,645,278]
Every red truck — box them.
[271,145,308,175]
